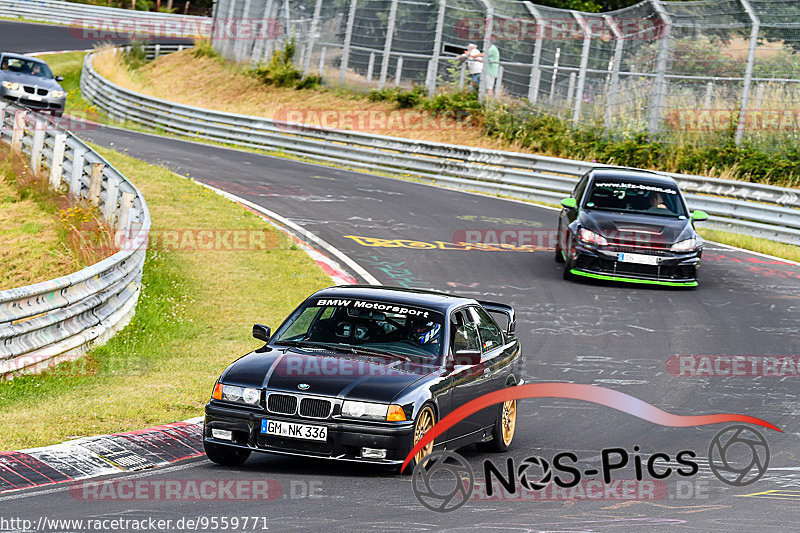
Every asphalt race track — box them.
[2,21,800,532]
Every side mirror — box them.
[252,324,271,342]
[691,210,709,222]
[453,349,482,366]
[560,197,577,209]
[55,75,64,82]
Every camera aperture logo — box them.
[708,425,770,487]
[411,451,474,512]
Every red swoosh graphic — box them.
[401,383,781,472]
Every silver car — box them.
[0,53,66,117]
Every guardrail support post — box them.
[378,0,399,90]
[117,191,136,233]
[735,0,760,145]
[49,133,67,190]
[69,148,87,200]
[571,11,591,124]
[426,0,447,96]
[88,162,104,205]
[104,176,120,224]
[11,110,26,154]
[30,119,46,174]
[602,14,624,129]
[648,0,671,134]
[303,0,324,75]
[524,2,544,105]
[339,0,358,85]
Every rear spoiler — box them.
[478,300,516,338]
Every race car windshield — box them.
[1,58,53,79]
[584,180,688,218]
[273,299,446,361]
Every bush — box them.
[121,40,147,70]
[191,39,219,59]
[253,39,322,90]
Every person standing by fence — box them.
[485,40,499,97]
[462,43,483,91]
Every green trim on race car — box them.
[569,269,698,287]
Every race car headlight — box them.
[217,384,260,405]
[341,400,389,420]
[578,228,608,246]
[670,238,699,252]
[49,90,66,98]
[1,81,19,91]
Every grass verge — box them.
[0,146,331,450]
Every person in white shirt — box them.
[461,43,483,90]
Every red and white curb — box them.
[0,418,203,494]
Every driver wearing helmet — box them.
[408,317,442,354]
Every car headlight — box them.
[578,228,608,246]
[341,400,390,420]
[670,238,699,252]
[211,383,260,405]
[49,90,66,98]
[1,81,19,91]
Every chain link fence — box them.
[209,0,800,145]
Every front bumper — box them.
[204,403,414,465]
[569,242,700,286]
[2,90,65,115]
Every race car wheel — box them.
[554,223,565,263]
[562,237,575,280]
[402,404,436,473]
[476,398,517,453]
[204,439,251,467]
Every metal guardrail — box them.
[80,48,800,246]
[0,0,209,38]
[0,101,150,377]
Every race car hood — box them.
[220,347,435,403]
[578,209,696,245]
[0,71,62,91]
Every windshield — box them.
[273,298,446,361]
[585,180,687,218]
[0,57,54,79]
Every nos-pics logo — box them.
[411,425,770,512]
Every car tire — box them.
[401,404,436,474]
[476,398,517,453]
[562,236,575,280]
[204,439,251,467]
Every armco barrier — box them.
[80,48,800,246]
[0,0,209,38]
[0,101,150,377]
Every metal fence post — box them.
[339,0,358,84]
[459,62,466,89]
[367,52,375,83]
[11,110,26,153]
[303,0,324,75]
[524,2,544,104]
[426,0,447,96]
[566,72,576,112]
[223,0,237,58]
[477,0,494,100]
[234,0,252,62]
[88,163,104,205]
[549,48,560,103]
[283,0,290,40]
[250,0,273,63]
[394,55,403,86]
[318,46,327,76]
[735,0,760,145]
[379,0,399,89]
[648,0,671,134]
[30,119,45,174]
[49,133,67,190]
[704,81,714,108]
[571,11,591,124]
[69,148,86,200]
[602,14,624,129]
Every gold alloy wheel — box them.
[413,406,435,464]
[501,399,517,446]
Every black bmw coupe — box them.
[204,286,523,471]
[555,168,709,287]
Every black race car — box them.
[203,286,523,471]
[555,168,709,287]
